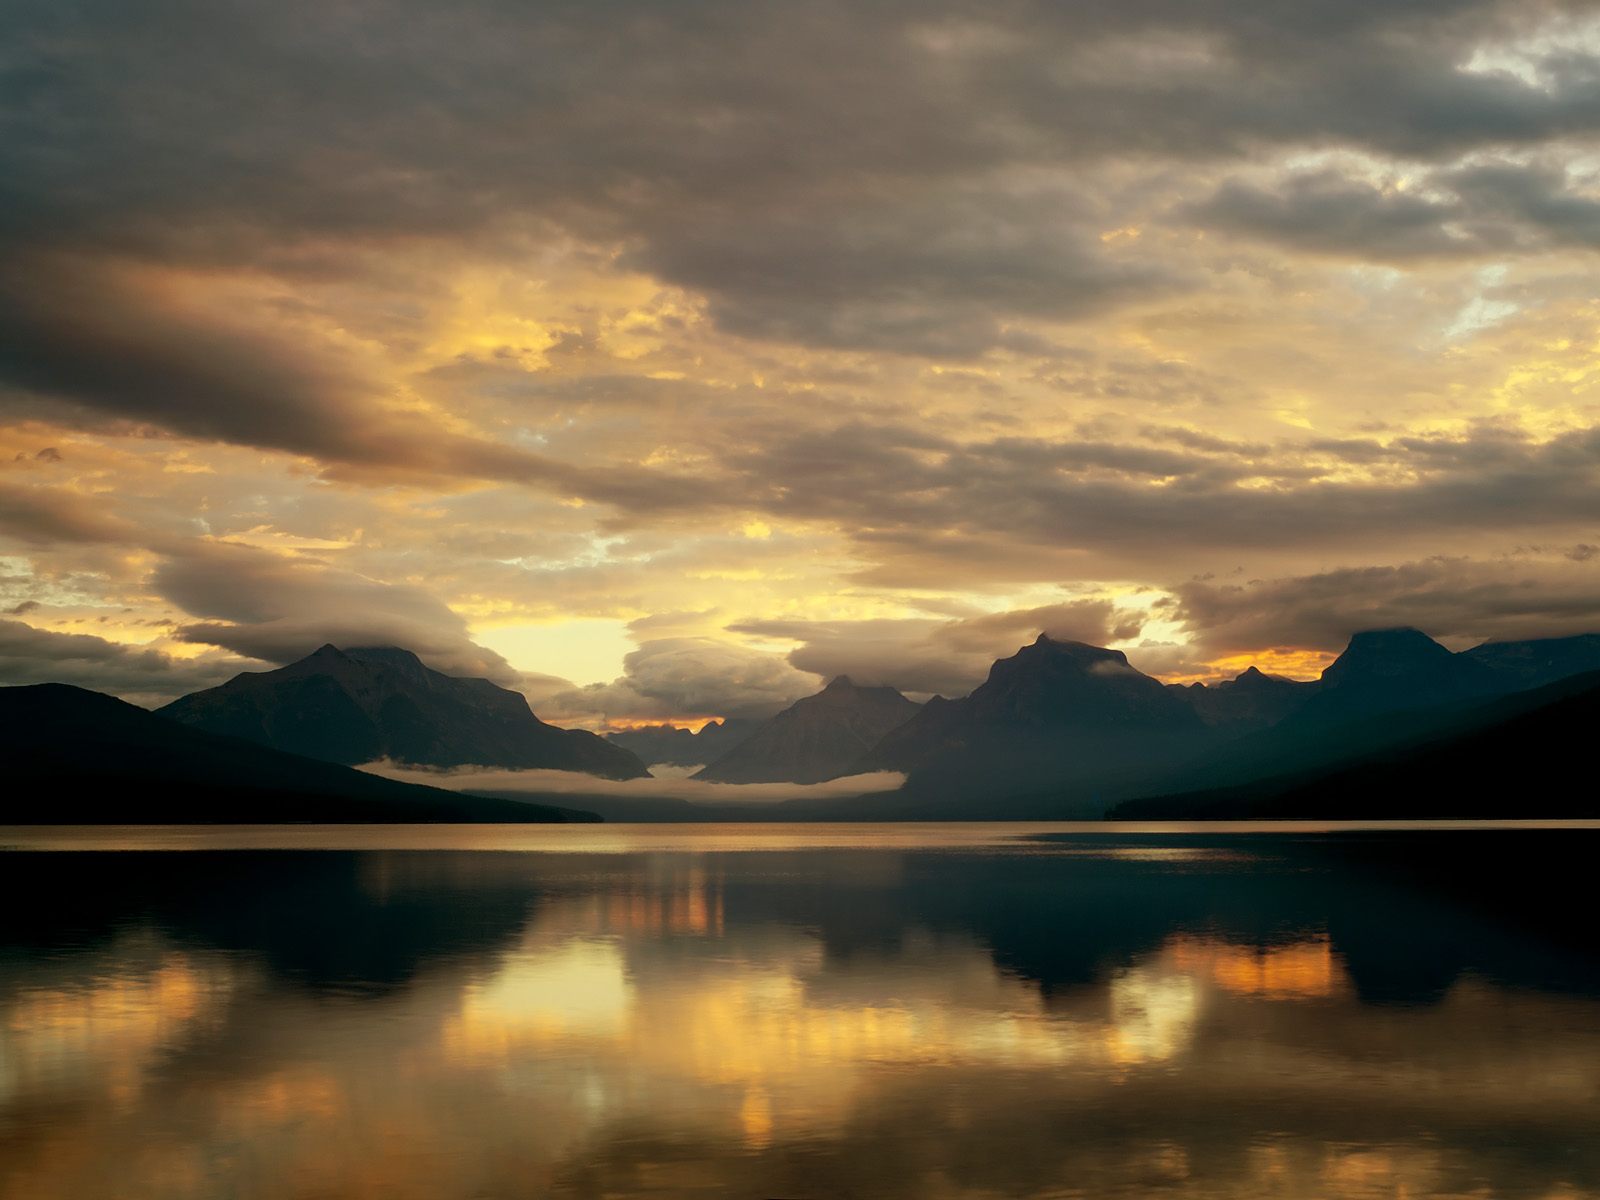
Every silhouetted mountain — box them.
[606,718,758,767]
[859,636,1211,813]
[0,683,597,823]
[1288,628,1500,724]
[1083,630,1538,808]
[1111,670,1600,819]
[1128,628,1568,806]
[1462,633,1600,690]
[160,644,647,779]
[693,676,920,784]
[1177,666,1318,732]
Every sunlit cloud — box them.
[3,0,1600,716]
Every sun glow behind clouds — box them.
[6,0,1600,715]
[473,619,635,686]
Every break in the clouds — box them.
[2,0,1600,716]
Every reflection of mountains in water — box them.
[0,851,547,995]
[3,832,1596,1006]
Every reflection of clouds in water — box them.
[445,939,633,1050]
[1107,965,1203,1065]
[437,895,1350,1153]
[0,938,238,1107]
[1163,935,1344,1000]
[4,847,1600,1200]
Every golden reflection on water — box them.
[2,944,236,1110]
[1164,934,1343,999]
[7,819,1600,852]
[2,836,1599,1199]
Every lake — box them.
[2,822,1598,1199]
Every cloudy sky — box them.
[4,0,1600,724]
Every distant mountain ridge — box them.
[159,644,648,779]
[820,627,1600,818]
[1,683,597,823]
[1462,633,1600,689]
[18,624,1600,823]
[606,718,758,768]
[1112,669,1600,820]
[693,676,920,784]
[1175,666,1317,732]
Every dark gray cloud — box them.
[154,542,521,682]
[4,0,1599,374]
[0,252,739,508]
[1184,171,1492,260]
[1185,159,1600,262]
[627,183,1174,356]
[1446,158,1600,249]
[0,618,243,704]
[542,637,823,723]
[0,252,603,486]
[703,421,1600,584]
[1169,553,1600,653]
[0,479,143,547]
[0,252,408,459]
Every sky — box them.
[4,0,1600,726]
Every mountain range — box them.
[1,683,597,823]
[855,637,1213,814]
[693,676,921,784]
[1112,667,1600,820]
[605,718,758,769]
[11,626,1600,823]
[599,627,1600,820]
[1175,666,1315,733]
[159,644,647,779]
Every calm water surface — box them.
[1,822,1597,1199]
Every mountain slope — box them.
[1111,670,1600,819]
[1,684,597,823]
[159,645,647,779]
[859,636,1212,813]
[1114,628,1595,808]
[693,677,920,784]
[1288,628,1501,724]
[1462,634,1600,690]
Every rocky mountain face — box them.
[158,644,648,779]
[2,683,596,823]
[692,676,921,784]
[606,718,758,768]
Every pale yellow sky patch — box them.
[474,617,636,686]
